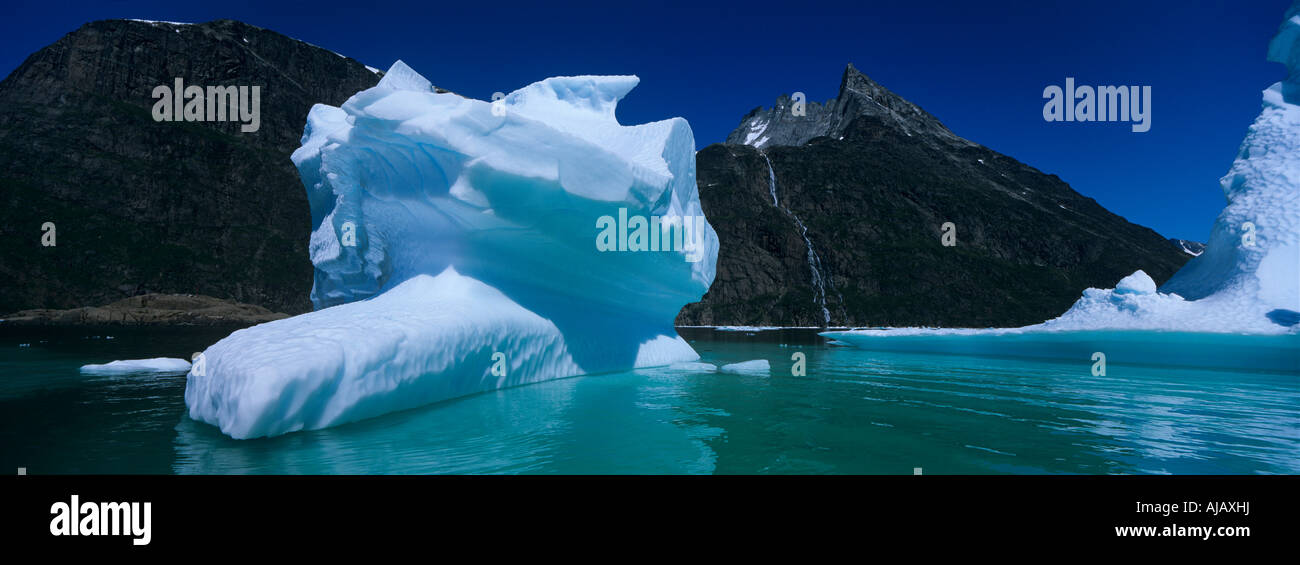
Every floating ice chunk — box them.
[719,359,771,375]
[187,62,717,438]
[186,269,589,439]
[81,358,191,375]
[634,335,702,368]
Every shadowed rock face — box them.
[680,65,1190,328]
[0,19,383,315]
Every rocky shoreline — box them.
[1,294,288,327]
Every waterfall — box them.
[765,156,779,206]
[760,152,843,326]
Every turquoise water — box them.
[1,327,1297,474]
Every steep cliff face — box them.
[0,19,383,314]
[680,65,1190,327]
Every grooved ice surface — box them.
[185,62,718,438]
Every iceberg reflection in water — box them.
[2,328,1295,474]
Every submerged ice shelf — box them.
[823,270,1300,373]
[185,62,718,439]
[822,330,1299,373]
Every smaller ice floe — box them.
[719,359,771,375]
[668,362,717,372]
[185,269,595,439]
[81,358,192,375]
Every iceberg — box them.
[1038,6,1300,336]
[81,358,192,375]
[185,62,718,439]
[1157,3,1300,333]
[718,359,771,376]
[825,6,1300,367]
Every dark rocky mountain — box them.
[0,19,383,315]
[1169,238,1206,257]
[678,65,1191,327]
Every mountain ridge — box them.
[680,64,1190,327]
[0,24,1189,328]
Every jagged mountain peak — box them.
[725,63,970,148]
[691,66,1190,327]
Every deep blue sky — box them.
[2,0,1293,241]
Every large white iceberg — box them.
[1157,3,1300,333]
[185,62,718,438]
[826,6,1300,357]
[1068,6,1300,334]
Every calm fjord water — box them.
[1,327,1296,474]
